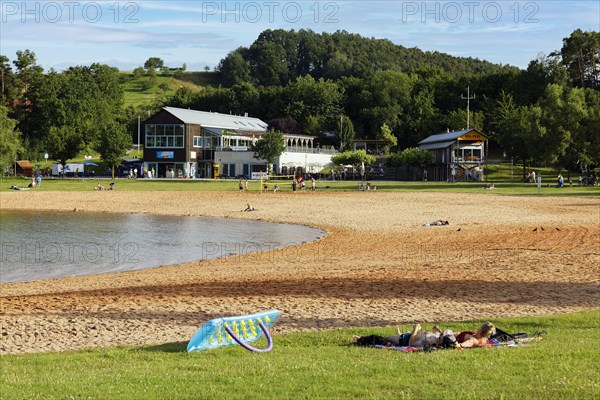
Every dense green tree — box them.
[538,84,588,176]
[516,54,567,104]
[144,57,164,71]
[387,148,432,168]
[491,91,545,178]
[46,125,84,167]
[377,123,397,155]
[303,115,321,137]
[296,29,326,77]
[445,109,484,131]
[24,63,124,156]
[252,129,285,174]
[249,39,290,86]
[218,50,251,87]
[558,29,600,89]
[284,75,343,129]
[582,88,600,167]
[0,55,12,102]
[219,29,515,87]
[331,150,375,167]
[398,71,443,147]
[268,116,302,135]
[357,70,412,137]
[230,82,260,115]
[95,121,132,179]
[132,67,144,78]
[336,115,355,151]
[12,49,43,103]
[0,105,23,175]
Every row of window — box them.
[193,136,220,149]
[145,125,257,151]
[145,124,185,149]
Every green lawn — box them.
[2,176,598,197]
[1,310,598,399]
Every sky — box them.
[1,0,599,71]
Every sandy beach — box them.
[1,190,599,354]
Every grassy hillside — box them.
[121,71,220,108]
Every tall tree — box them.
[0,105,23,175]
[331,150,375,167]
[144,57,164,71]
[0,55,12,103]
[95,122,132,179]
[12,49,42,103]
[559,29,600,89]
[538,84,588,176]
[284,75,342,129]
[491,91,545,178]
[337,115,355,151]
[218,50,251,87]
[517,54,567,104]
[46,125,84,167]
[252,129,285,174]
[377,123,397,155]
[445,109,484,131]
[387,147,432,180]
[26,63,124,153]
[357,70,412,137]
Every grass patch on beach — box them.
[1,311,598,400]
[1,176,598,197]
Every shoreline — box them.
[1,190,599,354]
[0,208,328,285]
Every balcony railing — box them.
[283,147,338,154]
[215,146,338,155]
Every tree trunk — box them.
[112,165,115,180]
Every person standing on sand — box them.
[311,177,316,191]
[239,180,244,192]
[292,179,297,192]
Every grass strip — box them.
[1,310,598,399]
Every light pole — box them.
[137,116,141,158]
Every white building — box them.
[143,107,335,178]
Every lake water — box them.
[0,210,325,283]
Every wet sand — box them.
[1,190,599,354]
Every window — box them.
[222,163,236,178]
[145,124,185,148]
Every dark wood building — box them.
[418,129,489,182]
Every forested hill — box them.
[218,29,518,86]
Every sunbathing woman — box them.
[423,220,449,226]
[456,322,496,348]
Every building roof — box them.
[16,160,33,168]
[162,107,268,132]
[418,129,488,145]
[419,141,456,150]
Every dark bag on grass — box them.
[491,328,528,342]
[355,335,389,346]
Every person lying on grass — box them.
[455,322,496,348]
[353,321,496,349]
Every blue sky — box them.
[1,0,598,71]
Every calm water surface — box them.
[0,210,325,283]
